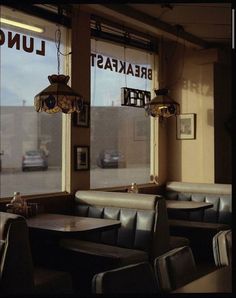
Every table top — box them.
[173,266,232,293]
[27,213,121,235]
[166,200,213,211]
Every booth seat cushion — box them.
[213,229,232,267]
[154,246,197,292]
[169,219,230,253]
[165,182,232,225]
[60,191,185,293]
[169,219,230,232]
[79,206,155,252]
[72,191,170,258]
[34,267,73,294]
[92,261,158,294]
[164,182,231,262]
[0,212,73,296]
[169,235,190,250]
[60,238,148,267]
[0,240,5,259]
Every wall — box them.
[70,11,231,189]
[158,40,232,183]
[0,107,61,169]
[159,40,217,183]
[90,107,150,167]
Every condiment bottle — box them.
[11,191,24,214]
[128,182,139,193]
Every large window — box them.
[0,6,67,198]
[90,39,155,188]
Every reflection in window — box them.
[90,39,155,188]
[0,7,66,197]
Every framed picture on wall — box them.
[73,103,90,127]
[176,113,196,140]
[74,146,90,170]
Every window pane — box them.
[0,6,66,197]
[90,39,154,188]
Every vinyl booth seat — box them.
[61,191,171,267]
[0,212,73,297]
[213,229,232,267]
[154,245,197,293]
[164,182,232,261]
[60,190,183,293]
[92,261,158,294]
[91,245,197,294]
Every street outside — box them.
[0,168,62,198]
[90,165,150,188]
[0,165,150,198]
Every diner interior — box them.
[0,2,232,297]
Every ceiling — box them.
[129,3,231,43]
[86,3,232,49]
[2,2,232,49]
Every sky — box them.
[0,28,57,106]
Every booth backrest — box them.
[165,182,232,225]
[0,212,74,296]
[74,191,170,258]
[0,212,35,294]
[213,229,232,267]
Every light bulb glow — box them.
[0,17,44,33]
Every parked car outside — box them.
[22,150,48,171]
[97,149,126,168]
[0,150,4,172]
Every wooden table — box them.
[166,200,213,211]
[27,213,121,236]
[173,266,232,293]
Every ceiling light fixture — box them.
[34,6,83,114]
[145,88,180,120]
[0,17,44,33]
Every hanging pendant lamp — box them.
[145,88,180,120]
[34,74,83,114]
[34,15,83,114]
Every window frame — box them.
[0,6,159,200]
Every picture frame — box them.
[73,103,90,127]
[74,146,90,170]
[176,113,196,140]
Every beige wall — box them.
[158,40,218,183]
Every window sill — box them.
[92,182,164,194]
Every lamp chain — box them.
[93,39,98,105]
[55,27,61,75]
[123,44,127,88]
[145,50,148,91]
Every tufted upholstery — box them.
[92,261,158,294]
[213,229,232,267]
[154,246,197,292]
[71,190,170,259]
[165,182,232,225]
[164,182,231,262]
[0,212,73,296]
[60,191,189,293]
